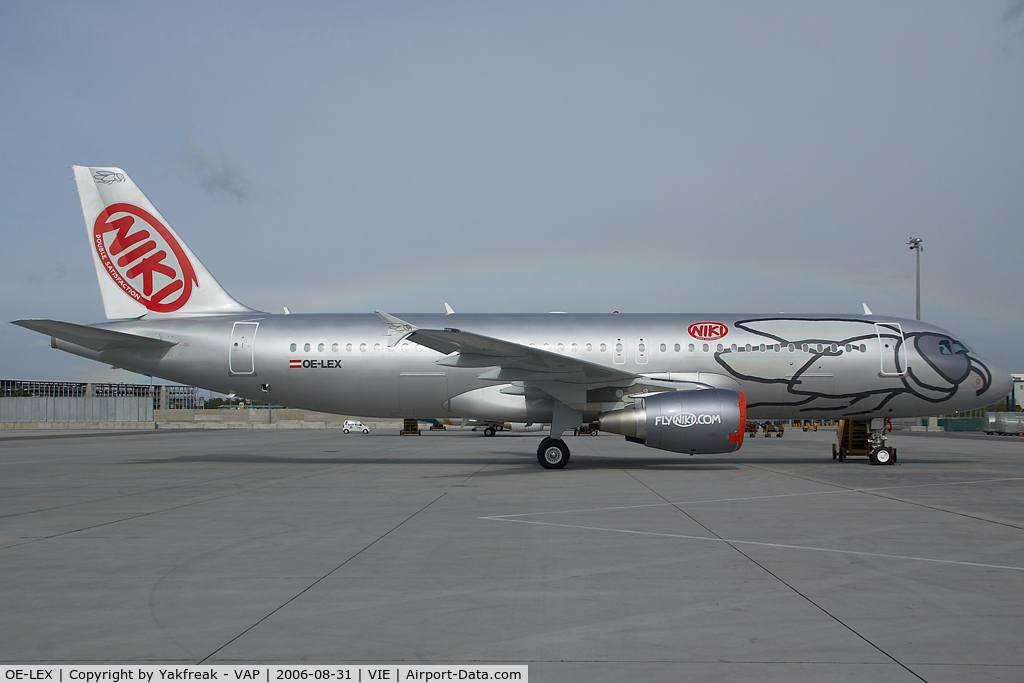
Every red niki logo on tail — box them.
[92,203,198,313]
[688,321,729,341]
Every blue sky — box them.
[2,1,1023,382]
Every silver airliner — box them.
[13,166,1012,468]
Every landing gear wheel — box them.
[870,446,894,465]
[483,427,496,437]
[537,438,570,469]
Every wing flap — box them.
[374,310,638,384]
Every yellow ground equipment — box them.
[401,418,421,435]
[832,419,896,464]
[833,420,869,461]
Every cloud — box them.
[1006,0,1024,29]
[175,140,249,200]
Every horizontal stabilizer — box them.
[12,319,176,352]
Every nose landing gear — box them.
[868,418,896,465]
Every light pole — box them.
[907,237,923,321]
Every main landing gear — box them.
[537,437,570,469]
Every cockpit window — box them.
[938,339,970,356]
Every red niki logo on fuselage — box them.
[92,203,198,313]
[688,321,729,341]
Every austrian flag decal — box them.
[93,203,198,313]
[290,359,342,369]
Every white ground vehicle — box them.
[985,412,1024,436]
[343,420,370,434]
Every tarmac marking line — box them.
[484,476,1024,519]
[480,517,1024,573]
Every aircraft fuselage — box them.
[53,312,1007,422]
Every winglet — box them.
[374,311,417,347]
[862,303,873,315]
[444,302,455,315]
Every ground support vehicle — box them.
[985,412,1024,435]
[833,419,896,465]
[343,420,371,434]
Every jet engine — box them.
[598,389,746,454]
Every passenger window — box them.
[359,343,367,352]
[614,342,623,352]
[289,343,296,352]
[373,343,381,352]
[830,344,838,353]
[860,344,867,352]
[332,343,339,352]
[703,343,709,352]
[571,343,578,352]
[845,344,852,352]
[318,343,325,352]
[788,343,795,352]
[346,343,353,352]
[600,343,607,352]
[660,343,667,352]
[717,344,723,352]
[760,344,766,352]
[556,343,564,351]
[303,343,311,352]
[585,343,592,352]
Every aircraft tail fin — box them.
[73,165,253,319]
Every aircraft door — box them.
[875,323,908,377]
[229,322,258,375]
[635,338,648,364]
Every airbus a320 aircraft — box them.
[13,167,1012,469]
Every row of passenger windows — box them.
[287,341,870,354]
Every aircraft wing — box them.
[375,311,636,384]
[12,319,177,352]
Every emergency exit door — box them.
[229,322,258,375]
